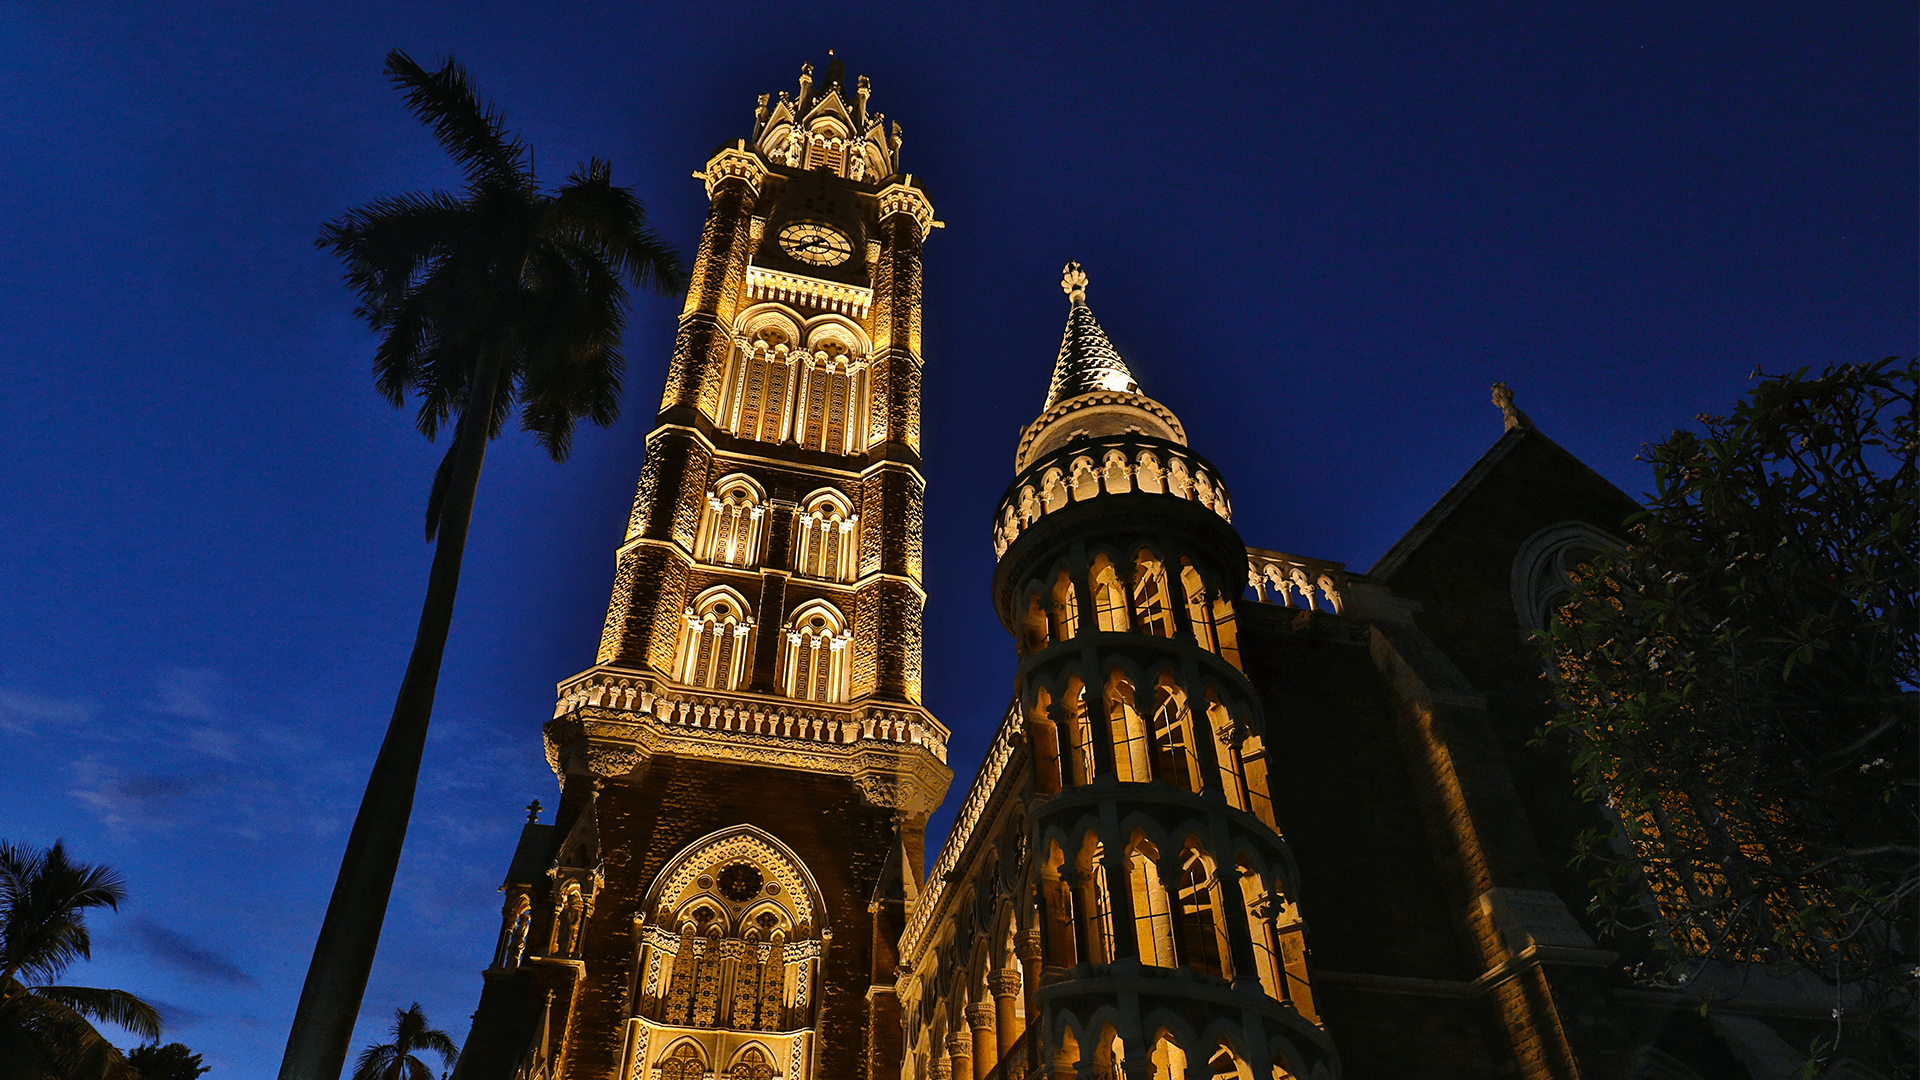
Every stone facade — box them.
[453,58,1884,1080]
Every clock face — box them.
[778,221,854,267]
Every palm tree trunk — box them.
[279,348,505,1080]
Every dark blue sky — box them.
[1,2,1912,1075]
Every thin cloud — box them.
[0,687,94,735]
[150,667,225,721]
[126,917,255,987]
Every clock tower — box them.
[452,56,950,1080]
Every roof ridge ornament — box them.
[1491,381,1535,432]
[1062,261,1089,306]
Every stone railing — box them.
[901,700,1022,957]
[1246,547,1349,614]
[554,669,948,763]
[991,435,1233,559]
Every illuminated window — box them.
[782,601,849,703]
[1079,836,1115,964]
[1061,677,1097,786]
[1174,847,1230,979]
[1131,552,1176,637]
[660,1044,705,1080]
[1150,675,1202,793]
[1180,559,1216,651]
[730,1048,775,1080]
[1128,838,1176,967]
[1149,1035,1188,1080]
[1091,555,1131,633]
[1051,570,1080,641]
[1205,692,1248,811]
[1020,591,1049,656]
[793,490,856,582]
[698,476,766,568]
[678,588,753,691]
[1104,670,1151,783]
[1211,595,1242,671]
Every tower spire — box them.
[1043,261,1140,410]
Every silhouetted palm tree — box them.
[280,50,684,1080]
[0,842,161,1080]
[351,1003,458,1080]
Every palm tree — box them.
[280,51,684,1080]
[351,1004,458,1080]
[0,842,162,1080]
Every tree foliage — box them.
[0,842,162,1080]
[1540,359,1917,1034]
[281,52,685,1080]
[125,1042,209,1080]
[351,1004,458,1080]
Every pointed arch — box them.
[677,584,755,690]
[1174,843,1231,979]
[725,305,805,442]
[1149,673,1202,793]
[1104,668,1151,783]
[1090,554,1130,633]
[697,473,768,568]
[1130,549,1176,637]
[1203,690,1248,810]
[1127,834,1176,967]
[794,487,858,582]
[658,1040,707,1080]
[783,598,851,703]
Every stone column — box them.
[930,1051,953,1080]
[966,1002,996,1080]
[989,967,1023,1057]
[946,1029,973,1080]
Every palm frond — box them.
[32,984,162,1039]
[384,51,528,194]
[0,984,141,1079]
[549,161,687,295]
[0,842,125,985]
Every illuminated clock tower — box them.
[453,56,950,1080]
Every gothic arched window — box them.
[1078,835,1115,964]
[1090,555,1131,633]
[1174,846,1230,979]
[783,600,849,703]
[1204,691,1248,811]
[1103,669,1151,783]
[793,490,856,582]
[698,475,766,568]
[1150,674,1201,793]
[1060,676,1096,787]
[1051,570,1080,641]
[678,588,753,691]
[1180,558,1216,651]
[1127,837,1176,967]
[730,1048,776,1080]
[1131,552,1176,637]
[726,321,800,444]
[660,1044,705,1080]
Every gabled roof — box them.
[1369,424,1638,581]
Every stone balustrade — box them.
[1246,547,1349,614]
[554,669,948,763]
[900,701,1021,956]
[991,435,1234,559]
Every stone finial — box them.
[1491,382,1535,432]
[1061,261,1089,306]
[525,799,543,824]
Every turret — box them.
[988,266,1337,1080]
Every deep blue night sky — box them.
[1,2,1913,1075]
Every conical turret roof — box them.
[1043,262,1140,410]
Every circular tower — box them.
[989,266,1337,1080]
